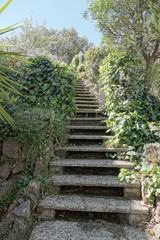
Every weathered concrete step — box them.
[29,220,148,240]
[76,96,98,100]
[56,146,128,153]
[67,126,107,130]
[50,175,139,188]
[68,135,111,140]
[50,174,138,188]
[50,159,133,169]
[77,104,99,109]
[76,94,96,97]
[75,91,91,95]
[70,117,105,121]
[29,220,116,240]
[69,117,105,126]
[38,195,149,216]
[76,100,99,104]
[75,87,91,93]
[77,109,101,114]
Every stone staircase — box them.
[29,79,149,240]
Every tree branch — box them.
[151,38,159,59]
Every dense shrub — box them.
[10,56,77,117]
[100,50,160,153]
[77,63,85,73]
[71,54,84,67]
[84,46,108,84]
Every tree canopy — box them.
[85,0,160,91]
[1,18,91,64]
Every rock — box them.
[0,163,12,179]
[0,174,21,196]
[34,159,47,177]
[17,198,24,204]
[27,193,38,210]
[12,162,25,174]
[12,217,31,240]
[2,137,20,159]
[25,180,40,198]
[153,224,160,239]
[14,200,31,219]
[154,202,160,223]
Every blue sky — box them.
[0,0,101,45]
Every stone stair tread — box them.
[39,195,149,215]
[29,220,148,240]
[77,103,99,106]
[76,101,99,104]
[50,174,139,187]
[76,94,96,97]
[77,109,102,113]
[28,220,117,240]
[67,126,107,130]
[50,159,133,168]
[70,117,105,121]
[55,146,128,153]
[68,135,111,139]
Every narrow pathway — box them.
[29,79,149,240]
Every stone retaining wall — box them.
[0,138,54,240]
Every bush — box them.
[84,46,108,84]
[10,56,77,117]
[100,50,160,153]
[77,63,85,73]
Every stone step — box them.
[29,220,148,240]
[76,100,99,104]
[69,117,105,126]
[55,146,128,153]
[77,104,99,109]
[75,88,88,91]
[75,96,98,100]
[76,93,96,97]
[75,88,89,92]
[50,159,133,169]
[68,135,111,140]
[70,117,105,121]
[77,109,101,114]
[38,195,149,224]
[67,126,107,131]
[75,91,91,95]
[50,174,139,188]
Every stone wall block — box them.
[2,137,20,159]
[124,187,141,199]
[14,200,31,219]
[49,166,63,175]
[25,180,40,199]
[128,213,150,226]
[0,163,12,179]
[12,162,25,175]
[38,208,55,220]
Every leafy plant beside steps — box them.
[0,56,77,219]
[9,56,78,117]
[100,50,160,205]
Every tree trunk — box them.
[144,57,154,92]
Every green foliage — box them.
[0,107,68,215]
[0,0,24,126]
[71,54,80,67]
[85,0,160,92]
[71,53,84,68]
[119,143,160,204]
[2,19,91,64]
[84,46,108,84]
[77,63,85,73]
[11,56,77,117]
[100,50,160,153]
